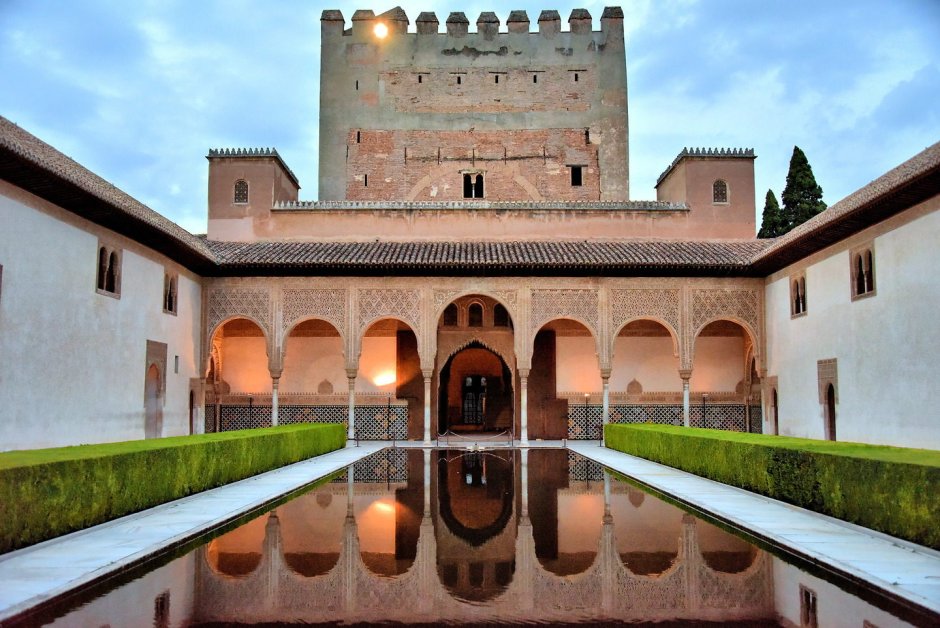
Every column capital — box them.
[518,367,530,379]
[600,370,611,381]
[346,368,358,380]
[421,368,434,380]
[678,368,693,381]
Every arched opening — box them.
[612,487,681,577]
[209,317,271,431]
[435,295,515,436]
[97,247,108,290]
[437,450,515,601]
[438,344,512,434]
[691,320,752,431]
[855,254,866,296]
[698,520,758,573]
[277,487,345,577]
[712,179,728,203]
[281,318,346,427]
[826,383,837,441]
[865,250,875,293]
[493,303,511,328]
[105,251,118,293]
[234,179,249,204]
[144,363,162,439]
[206,516,265,577]
[609,319,681,426]
[530,319,599,439]
[359,318,422,439]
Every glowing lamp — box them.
[373,22,388,39]
[374,371,396,387]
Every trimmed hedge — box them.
[0,423,345,553]
[605,423,940,549]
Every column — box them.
[679,369,692,428]
[520,448,529,518]
[346,369,357,443]
[423,448,431,517]
[271,376,280,427]
[519,368,530,447]
[601,374,610,445]
[422,369,433,445]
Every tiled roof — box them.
[0,116,216,272]
[751,140,940,274]
[207,239,770,276]
[273,200,689,211]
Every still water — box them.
[28,449,924,626]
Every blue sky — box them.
[1,1,938,234]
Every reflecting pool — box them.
[29,449,924,626]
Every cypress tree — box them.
[781,146,827,232]
[757,189,784,238]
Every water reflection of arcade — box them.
[195,449,773,624]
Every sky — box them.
[1,0,938,235]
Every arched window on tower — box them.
[463,173,484,199]
[234,179,249,204]
[791,274,806,316]
[443,303,458,326]
[852,246,876,299]
[712,179,728,204]
[96,243,121,297]
[493,303,510,328]
[468,303,484,327]
[163,271,178,315]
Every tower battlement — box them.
[320,7,624,38]
[317,7,629,203]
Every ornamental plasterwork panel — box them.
[529,288,599,335]
[435,333,516,374]
[609,288,681,336]
[357,288,422,333]
[690,289,760,337]
[492,289,518,307]
[432,289,461,310]
[207,287,271,337]
[282,288,347,336]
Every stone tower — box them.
[318,7,629,202]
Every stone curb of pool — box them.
[0,442,385,623]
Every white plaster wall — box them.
[282,336,346,393]
[690,337,744,392]
[0,186,202,450]
[763,203,940,448]
[50,553,195,628]
[610,336,681,392]
[555,336,602,392]
[771,557,915,627]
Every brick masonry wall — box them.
[346,128,600,201]
[383,66,595,114]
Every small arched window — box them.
[468,303,484,327]
[97,247,108,290]
[443,303,458,326]
[463,173,484,199]
[163,272,178,315]
[493,303,510,328]
[712,179,729,204]
[790,274,806,316]
[105,251,119,293]
[234,179,249,204]
[852,247,876,299]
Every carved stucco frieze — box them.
[207,287,272,337]
[357,288,422,334]
[435,333,517,374]
[609,288,681,336]
[282,288,347,337]
[690,289,760,336]
[529,288,599,335]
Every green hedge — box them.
[0,424,346,553]
[604,423,940,549]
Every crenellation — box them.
[446,12,469,37]
[416,11,439,34]
[568,9,592,34]
[351,9,376,39]
[477,12,500,40]
[506,10,530,33]
[381,6,409,34]
[538,10,562,38]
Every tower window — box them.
[533,74,538,84]
[570,165,583,187]
[457,75,462,85]
[356,130,361,143]
[355,79,359,90]
[463,173,484,199]
[163,271,178,315]
[234,179,249,204]
[418,74,423,84]
[851,246,876,299]
[364,174,368,187]
[443,303,458,326]
[574,72,579,82]
[790,274,806,317]
[713,179,728,204]
[96,243,121,298]
[468,303,483,327]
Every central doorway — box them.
[439,344,513,433]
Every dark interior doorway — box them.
[438,343,512,434]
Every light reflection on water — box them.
[41,449,919,627]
